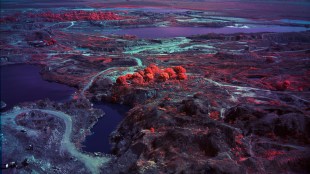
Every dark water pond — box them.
[1,64,130,154]
[108,25,309,39]
[82,102,130,154]
[0,64,75,110]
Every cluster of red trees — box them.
[116,64,187,86]
[0,11,121,23]
[27,10,121,22]
[209,111,220,120]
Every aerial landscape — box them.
[0,0,309,173]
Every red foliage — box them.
[150,127,155,133]
[173,66,186,74]
[0,11,122,23]
[115,64,187,86]
[138,70,145,77]
[158,72,170,82]
[209,111,220,120]
[73,95,79,100]
[125,74,133,79]
[28,10,122,22]
[282,80,291,89]
[144,73,154,82]
[177,73,187,80]
[144,67,153,74]
[116,76,128,85]
[276,80,291,90]
[102,58,113,64]
[164,68,177,79]
[131,73,144,85]
[149,64,160,74]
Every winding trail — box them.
[82,67,116,94]
[1,108,109,174]
[81,57,144,95]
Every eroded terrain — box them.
[1,1,310,173]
